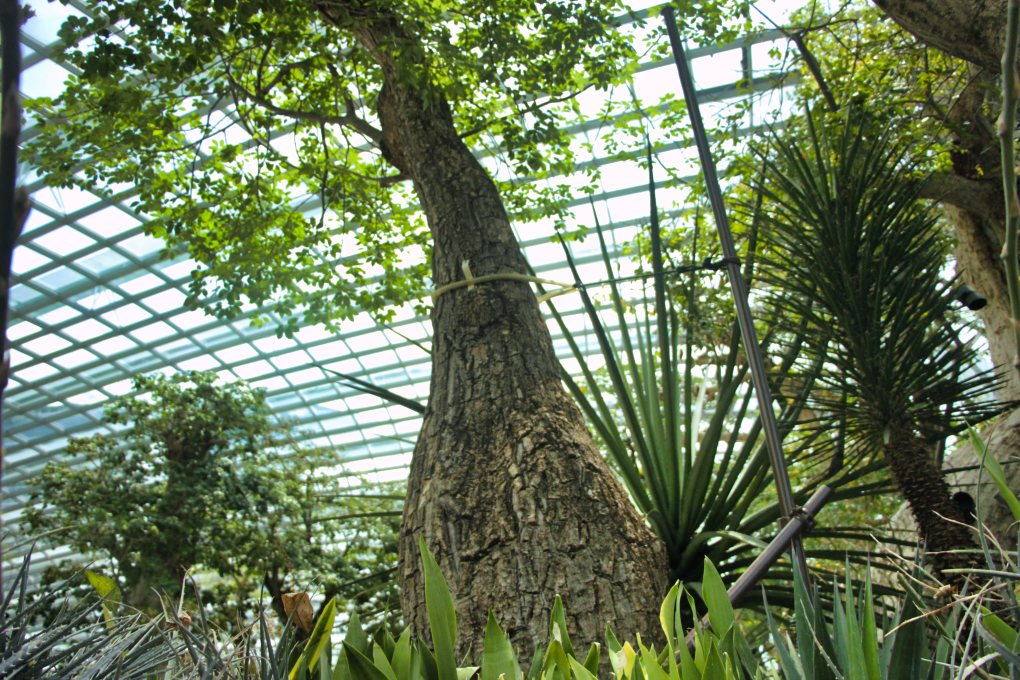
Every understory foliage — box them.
[8,499,1020,679]
[22,371,400,628]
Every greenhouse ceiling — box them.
[4,0,803,567]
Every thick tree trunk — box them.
[878,0,1017,397]
[322,9,667,658]
[884,425,981,584]
[872,0,1010,72]
[951,205,1020,400]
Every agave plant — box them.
[0,550,185,679]
[754,105,1006,584]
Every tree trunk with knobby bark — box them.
[885,424,982,580]
[317,6,666,658]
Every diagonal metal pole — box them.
[662,6,812,590]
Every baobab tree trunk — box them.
[318,7,666,658]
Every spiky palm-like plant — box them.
[757,107,1005,583]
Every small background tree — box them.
[23,371,400,629]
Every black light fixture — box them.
[953,285,987,311]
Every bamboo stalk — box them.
[1002,0,1020,377]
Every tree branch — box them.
[919,172,1005,219]
[232,78,384,142]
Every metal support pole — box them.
[684,486,832,652]
[662,6,812,589]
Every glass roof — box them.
[5,0,805,568]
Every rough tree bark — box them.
[886,426,982,580]
[873,0,1009,72]
[316,6,666,657]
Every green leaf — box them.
[885,596,926,678]
[581,643,600,677]
[373,645,400,680]
[659,582,680,644]
[971,425,1020,521]
[84,569,121,627]
[567,655,598,680]
[700,559,734,634]
[346,611,372,656]
[290,597,338,680]
[764,597,804,680]
[84,569,121,603]
[344,642,392,680]
[548,596,574,658]
[481,611,520,680]
[420,538,458,680]
[859,574,881,680]
[390,628,414,680]
[541,639,571,680]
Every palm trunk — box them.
[884,424,980,583]
[320,8,667,657]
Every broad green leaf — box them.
[344,642,392,680]
[373,645,400,680]
[346,611,372,656]
[420,539,458,680]
[678,633,700,680]
[567,655,597,680]
[542,640,571,680]
[391,628,414,680]
[701,641,728,680]
[84,569,121,626]
[481,611,520,680]
[84,569,120,602]
[979,608,1020,651]
[548,596,574,658]
[637,639,669,680]
[701,559,734,634]
[581,643,600,676]
[659,582,680,644]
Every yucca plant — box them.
[538,142,901,609]
[755,105,1006,585]
[768,428,1020,680]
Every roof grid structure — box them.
[4,0,804,564]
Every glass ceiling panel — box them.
[4,0,806,572]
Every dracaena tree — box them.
[25,0,684,655]
[755,107,1006,584]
